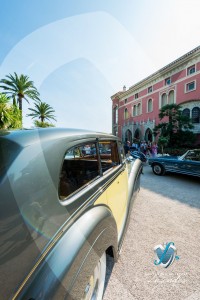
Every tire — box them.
[83,252,106,300]
[152,164,165,176]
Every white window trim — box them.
[115,105,118,124]
[135,93,139,99]
[168,90,175,104]
[187,64,196,76]
[159,93,167,108]
[182,108,191,118]
[137,102,142,115]
[185,80,196,93]
[147,86,153,94]
[133,105,137,116]
[147,98,153,113]
[124,107,129,119]
[165,77,171,85]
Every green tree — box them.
[0,72,40,112]
[0,93,22,129]
[34,120,55,128]
[0,94,12,129]
[153,104,195,147]
[158,136,169,155]
[10,104,22,129]
[27,101,56,126]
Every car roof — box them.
[0,128,116,147]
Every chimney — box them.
[123,85,126,92]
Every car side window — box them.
[59,142,100,200]
[185,150,200,161]
[118,141,126,162]
[99,141,120,174]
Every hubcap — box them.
[154,165,162,174]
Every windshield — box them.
[178,154,185,160]
[178,150,200,161]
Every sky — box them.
[0,0,200,133]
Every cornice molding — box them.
[180,99,200,108]
[118,65,200,106]
[111,46,200,101]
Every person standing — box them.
[132,139,138,151]
[83,144,91,155]
[147,141,152,157]
[151,142,158,157]
[140,141,147,155]
[124,141,130,155]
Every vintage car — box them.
[148,149,200,177]
[0,128,142,300]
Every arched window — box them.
[137,103,141,115]
[147,99,153,112]
[134,128,140,140]
[125,129,132,143]
[124,108,129,119]
[169,90,175,104]
[182,108,190,118]
[161,93,167,107]
[145,128,153,142]
[192,107,200,123]
[133,105,137,116]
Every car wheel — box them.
[83,252,106,300]
[152,164,165,176]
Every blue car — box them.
[148,149,200,177]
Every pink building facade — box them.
[111,46,200,144]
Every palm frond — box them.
[27,101,56,123]
[0,72,40,111]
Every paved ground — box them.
[104,165,200,300]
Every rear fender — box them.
[15,205,118,300]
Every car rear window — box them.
[59,140,120,200]
[59,142,100,200]
[99,141,120,173]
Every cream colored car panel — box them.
[106,168,128,233]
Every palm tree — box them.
[27,101,56,126]
[0,72,40,112]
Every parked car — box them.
[148,149,200,177]
[0,128,143,300]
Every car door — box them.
[160,157,180,173]
[175,158,191,175]
[180,150,200,176]
[98,140,128,234]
